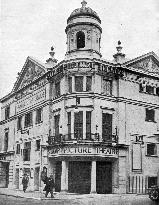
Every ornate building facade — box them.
[0,1,159,194]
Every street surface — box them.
[0,194,158,205]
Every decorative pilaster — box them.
[90,161,97,193]
[71,111,74,139]
[61,161,68,193]
[72,76,75,92]
[83,76,86,91]
[83,110,86,139]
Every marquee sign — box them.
[48,145,118,158]
[16,88,46,112]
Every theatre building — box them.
[0,1,159,194]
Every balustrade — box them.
[48,133,118,145]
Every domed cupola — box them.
[65,0,102,59]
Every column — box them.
[72,76,75,92]
[83,110,86,139]
[154,87,157,95]
[91,161,97,193]
[61,161,68,193]
[71,111,74,139]
[83,76,86,91]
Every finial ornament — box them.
[46,45,58,66]
[49,46,55,57]
[116,40,122,53]
[51,46,54,51]
[81,0,87,8]
[118,40,121,46]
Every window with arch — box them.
[76,31,85,49]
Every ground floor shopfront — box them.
[52,160,113,194]
[0,152,14,188]
[48,144,123,194]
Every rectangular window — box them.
[67,112,71,140]
[139,84,144,92]
[36,139,40,151]
[102,113,112,142]
[68,77,72,93]
[36,108,42,124]
[55,81,60,97]
[74,111,83,139]
[86,111,91,140]
[145,109,155,122]
[17,116,22,130]
[23,142,31,161]
[24,112,32,127]
[148,177,157,188]
[146,143,157,156]
[75,76,83,92]
[4,132,8,152]
[54,115,60,142]
[146,85,154,94]
[86,76,92,91]
[16,144,20,154]
[5,106,10,120]
[103,79,112,95]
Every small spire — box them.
[81,0,87,8]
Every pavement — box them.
[0,188,149,202]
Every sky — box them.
[0,0,159,99]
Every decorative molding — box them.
[100,106,115,111]
[52,108,61,113]
[19,60,46,89]
[65,105,94,109]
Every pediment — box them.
[124,52,159,75]
[13,56,46,92]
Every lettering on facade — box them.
[16,88,46,112]
[49,146,118,158]
[47,60,123,80]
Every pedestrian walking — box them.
[44,174,55,198]
[41,166,47,184]
[22,174,29,193]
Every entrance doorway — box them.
[15,169,19,189]
[96,161,112,194]
[68,161,91,194]
[34,167,40,191]
[55,161,62,192]
[0,162,9,188]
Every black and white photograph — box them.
[0,0,159,204]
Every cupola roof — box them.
[67,0,101,23]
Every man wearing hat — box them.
[45,174,55,198]
[22,173,29,193]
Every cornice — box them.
[65,21,102,33]
[0,115,16,125]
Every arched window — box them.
[76,31,85,49]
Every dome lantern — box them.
[65,1,102,59]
